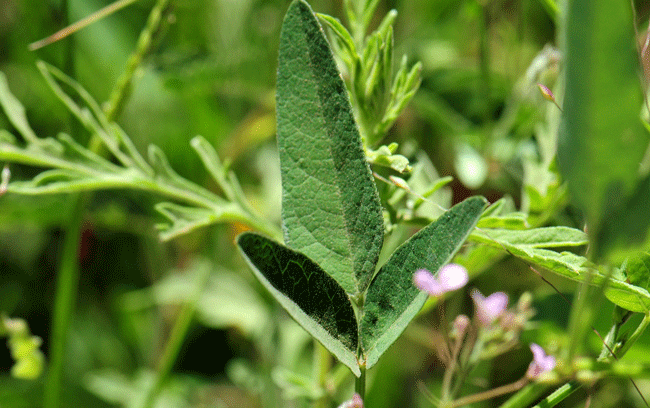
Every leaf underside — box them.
[276,0,384,295]
[236,232,360,376]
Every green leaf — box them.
[595,174,650,262]
[472,227,588,248]
[360,196,487,368]
[624,252,650,293]
[276,0,384,295]
[236,232,360,376]
[472,228,650,312]
[155,202,240,242]
[316,13,358,65]
[558,0,648,259]
[366,144,412,173]
[477,212,529,230]
[0,72,39,144]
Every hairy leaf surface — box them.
[276,0,384,295]
[360,196,487,368]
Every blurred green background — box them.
[1,0,650,407]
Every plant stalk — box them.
[531,381,581,408]
[140,264,211,408]
[43,196,86,408]
[44,1,173,406]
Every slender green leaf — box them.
[472,227,588,248]
[276,0,384,295]
[0,72,39,144]
[476,212,529,229]
[237,232,360,376]
[558,0,648,259]
[473,228,650,312]
[147,145,221,203]
[37,61,136,169]
[316,13,357,62]
[360,196,487,368]
[155,202,242,242]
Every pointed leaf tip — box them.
[360,196,487,368]
[277,0,384,295]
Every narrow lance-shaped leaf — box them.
[360,196,488,368]
[276,0,384,295]
[471,228,650,313]
[558,0,648,260]
[237,232,361,376]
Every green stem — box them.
[314,341,332,408]
[531,381,581,408]
[140,264,211,408]
[43,2,81,406]
[355,364,366,401]
[43,196,86,408]
[450,377,528,408]
[498,382,552,408]
[103,0,171,122]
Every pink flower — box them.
[526,343,556,379]
[413,264,468,297]
[338,393,363,408]
[471,289,508,326]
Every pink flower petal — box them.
[413,269,444,296]
[526,343,556,379]
[438,264,469,291]
[471,290,508,325]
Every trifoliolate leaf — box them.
[236,232,360,376]
[557,0,648,260]
[360,196,488,368]
[276,0,384,295]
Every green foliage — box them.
[472,227,650,313]
[360,196,486,368]
[275,0,384,295]
[0,64,279,242]
[318,2,421,146]
[238,232,360,376]
[558,0,649,262]
[2,0,650,406]
[237,0,488,378]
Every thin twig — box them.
[29,0,140,51]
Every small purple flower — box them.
[413,264,468,297]
[526,343,556,379]
[471,289,508,326]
